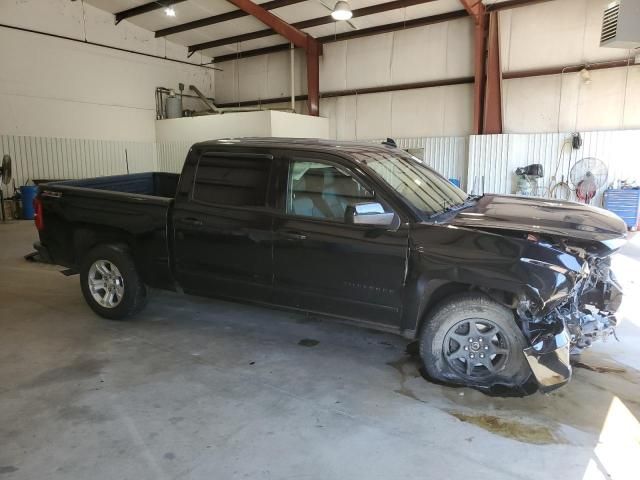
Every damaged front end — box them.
[517,245,623,392]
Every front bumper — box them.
[523,329,572,392]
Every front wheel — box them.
[419,293,531,389]
[80,244,147,320]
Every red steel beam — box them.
[486,0,556,12]
[215,76,475,108]
[212,9,468,62]
[502,58,638,79]
[483,11,502,134]
[218,0,321,116]
[155,0,305,38]
[459,0,487,134]
[187,0,439,51]
[217,0,309,49]
[306,40,320,116]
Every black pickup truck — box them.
[34,138,627,393]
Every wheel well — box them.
[416,282,517,336]
[73,226,133,265]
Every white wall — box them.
[214,18,475,140]
[500,0,640,133]
[0,0,215,142]
[155,111,329,172]
[215,0,640,138]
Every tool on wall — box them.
[549,175,572,200]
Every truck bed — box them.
[37,172,178,289]
[51,172,179,199]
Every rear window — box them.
[193,154,270,207]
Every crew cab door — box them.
[272,152,409,327]
[172,149,275,302]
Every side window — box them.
[193,154,270,207]
[286,160,377,221]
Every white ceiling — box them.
[86,0,512,59]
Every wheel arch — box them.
[410,279,520,339]
[73,225,135,265]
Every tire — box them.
[79,244,147,320]
[419,293,531,389]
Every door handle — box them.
[182,217,203,226]
[279,231,307,241]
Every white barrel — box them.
[165,95,182,119]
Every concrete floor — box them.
[1,221,639,480]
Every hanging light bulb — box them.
[164,7,176,17]
[580,67,592,85]
[331,1,353,21]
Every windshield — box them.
[351,149,468,216]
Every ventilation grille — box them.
[601,2,620,44]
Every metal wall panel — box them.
[468,130,640,205]
[0,135,156,195]
[374,136,469,188]
[156,141,193,173]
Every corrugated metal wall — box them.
[4,130,639,208]
[156,141,192,173]
[375,136,469,188]
[468,130,640,204]
[0,135,156,195]
[157,137,470,183]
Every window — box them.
[351,150,467,216]
[193,155,270,207]
[286,160,377,221]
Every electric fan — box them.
[569,157,608,204]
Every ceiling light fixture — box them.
[580,67,592,84]
[164,7,176,17]
[331,1,353,21]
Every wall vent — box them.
[600,0,640,48]
[600,2,620,44]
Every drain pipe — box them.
[290,43,296,112]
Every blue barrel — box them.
[20,185,38,220]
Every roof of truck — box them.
[192,137,399,156]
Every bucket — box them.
[20,185,38,220]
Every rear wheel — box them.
[80,244,147,320]
[419,293,531,389]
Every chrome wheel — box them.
[88,259,125,309]
[443,318,510,379]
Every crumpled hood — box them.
[448,194,627,244]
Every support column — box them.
[483,11,502,134]
[306,40,320,116]
[471,13,487,134]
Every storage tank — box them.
[165,91,182,119]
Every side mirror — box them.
[345,202,398,228]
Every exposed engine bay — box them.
[561,253,621,354]
[542,243,621,352]
[513,236,624,391]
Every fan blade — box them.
[318,0,334,13]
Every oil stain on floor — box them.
[387,356,424,402]
[450,412,562,445]
[298,339,319,347]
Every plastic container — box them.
[20,185,38,220]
